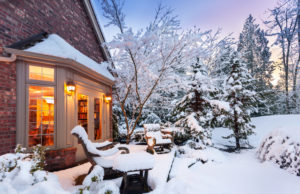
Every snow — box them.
[146,131,172,144]
[54,115,300,194]
[113,152,155,172]
[151,115,300,194]
[0,155,68,194]
[54,162,92,191]
[82,165,104,186]
[257,130,300,176]
[25,34,114,81]
[209,99,230,111]
[152,150,300,194]
[144,124,161,131]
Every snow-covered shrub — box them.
[257,131,300,176]
[0,145,66,194]
[77,165,119,194]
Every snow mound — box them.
[0,153,67,194]
[25,34,114,81]
[257,130,300,176]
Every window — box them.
[27,64,55,147]
[28,86,55,146]
[78,94,88,132]
[29,65,54,82]
[94,98,102,140]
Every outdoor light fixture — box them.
[66,81,76,95]
[105,96,112,103]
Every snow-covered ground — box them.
[152,114,300,194]
[213,114,300,148]
[54,115,300,194]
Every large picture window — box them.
[28,65,55,147]
[28,86,55,146]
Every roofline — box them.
[4,47,114,87]
[83,0,111,61]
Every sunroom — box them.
[3,34,114,170]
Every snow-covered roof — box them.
[25,34,114,81]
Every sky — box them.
[91,0,280,83]
[92,0,278,41]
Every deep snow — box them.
[152,114,300,194]
[54,115,300,194]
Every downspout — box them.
[0,47,17,62]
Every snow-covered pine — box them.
[173,59,229,149]
[223,51,257,149]
[238,15,275,116]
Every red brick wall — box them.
[0,0,105,63]
[46,147,77,171]
[0,61,16,155]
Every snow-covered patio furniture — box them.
[113,152,154,193]
[144,124,173,154]
[71,126,130,178]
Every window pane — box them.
[29,135,41,147]
[28,85,55,147]
[94,98,102,140]
[78,94,88,132]
[42,135,54,146]
[29,122,41,135]
[29,65,54,82]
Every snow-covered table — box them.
[113,152,155,193]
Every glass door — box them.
[77,94,88,132]
[94,98,102,140]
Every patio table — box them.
[113,152,154,193]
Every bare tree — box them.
[265,0,298,112]
[100,0,209,143]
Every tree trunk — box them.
[293,0,300,110]
[235,136,240,150]
[126,135,130,144]
[285,67,290,113]
[234,111,240,150]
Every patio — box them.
[54,144,175,193]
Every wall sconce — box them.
[105,96,112,103]
[66,81,76,95]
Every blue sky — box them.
[92,0,278,42]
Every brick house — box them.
[0,0,114,170]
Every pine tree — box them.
[223,51,256,150]
[173,59,227,149]
[238,15,275,115]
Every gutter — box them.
[0,47,17,63]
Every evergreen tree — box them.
[223,51,256,150]
[173,59,228,149]
[238,15,275,115]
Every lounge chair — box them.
[143,124,173,154]
[71,125,129,178]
